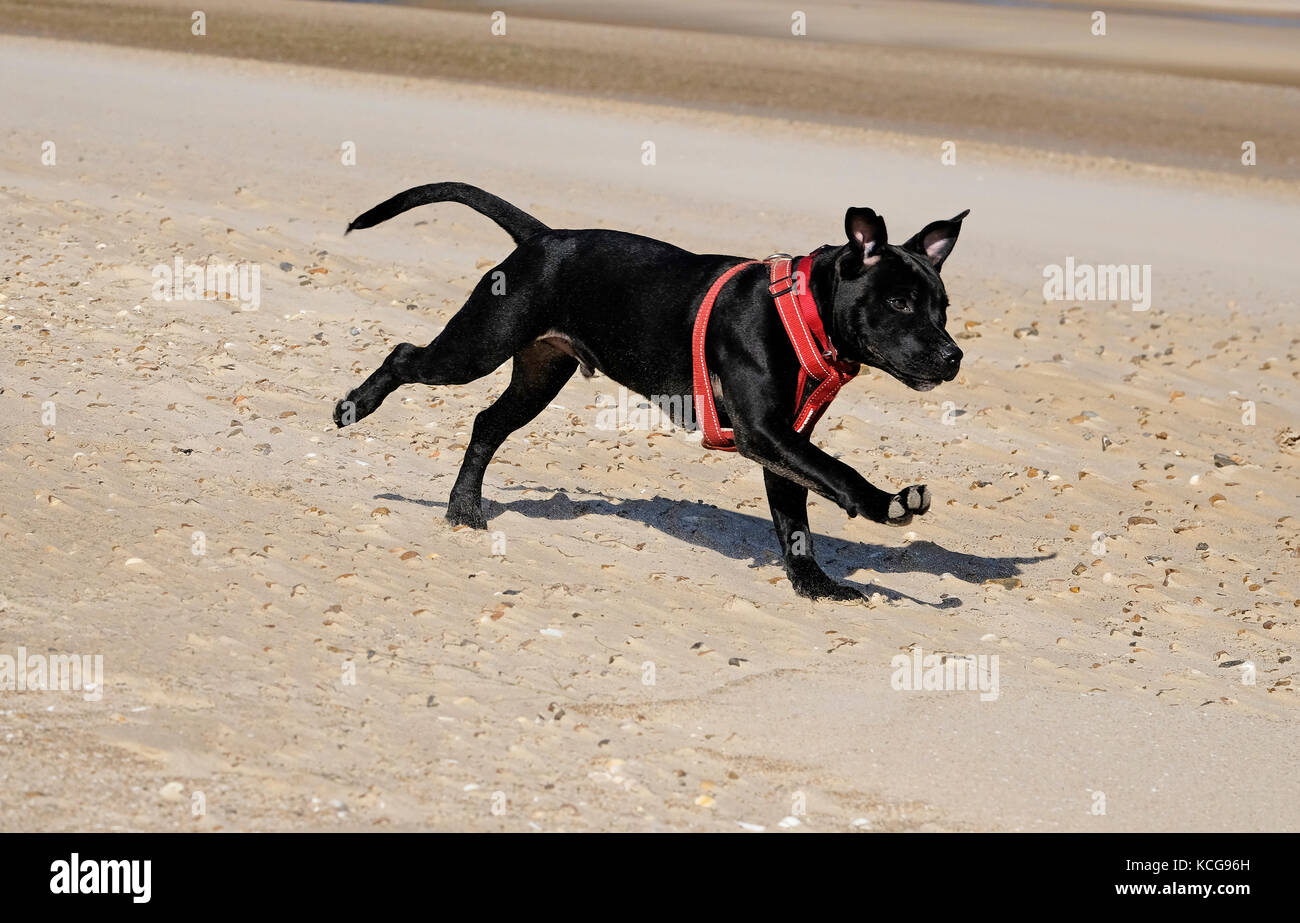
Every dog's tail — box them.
[345,182,549,244]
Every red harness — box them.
[692,251,859,452]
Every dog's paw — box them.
[792,576,863,602]
[787,559,864,602]
[902,484,931,515]
[445,500,488,530]
[333,395,357,428]
[881,484,929,525]
[335,382,388,428]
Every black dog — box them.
[335,182,967,600]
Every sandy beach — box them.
[0,0,1297,831]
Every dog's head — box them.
[826,207,969,391]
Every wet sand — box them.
[2,0,1299,180]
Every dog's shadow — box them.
[375,487,1054,609]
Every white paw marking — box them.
[888,498,904,519]
[906,487,921,509]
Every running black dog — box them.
[335,183,968,600]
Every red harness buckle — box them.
[692,251,859,452]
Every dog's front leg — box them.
[763,469,862,601]
[735,417,931,526]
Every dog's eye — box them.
[887,297,913,314]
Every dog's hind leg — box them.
[445,340,578,529]
[334,271,543,428]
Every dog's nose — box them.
[939,343,963,373]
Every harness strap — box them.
[691,260,760,451]
[768,255,860,435]
[691,252,859,453]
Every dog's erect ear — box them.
[844,207,888,266]
[903,209,969,271]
